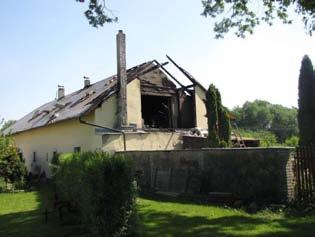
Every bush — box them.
[0,135,26,191]
[238,129,279,147]
[55,152,138,237]
[285,136,299,147]
[0,177,5,192]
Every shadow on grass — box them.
[139,210,315,237]
[0,186,87,237]
[139,196,315,237]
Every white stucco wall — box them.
[13,114,98,176]
[195,85,207,129]
[102,132,183,151]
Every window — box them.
[18,152,23,161]
[141,95,172,128]
[33,152,37,162]
[74,147,81,153]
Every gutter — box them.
[79,117,126,151]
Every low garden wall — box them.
[119,148,295,204]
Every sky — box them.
[0,0,315,120]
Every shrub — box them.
[285,136,299,147]
[0,135,26,190]
[206,84,231,147]
[238,129,278,147]
[55,152,137,237]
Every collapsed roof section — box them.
[7,57,206,135]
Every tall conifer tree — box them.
[298,55,315,145]
[219,109,231,147]
[206,84,231,147]
[206,84,220,147]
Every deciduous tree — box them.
[77,1,315,38]
[0,135,26,186]
[232,100,298,143]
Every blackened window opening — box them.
[141,95,172,128]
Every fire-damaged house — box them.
[6,31,208,175]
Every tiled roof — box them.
[7,61,154,134]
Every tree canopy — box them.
[0,120,16,135]
[232,100,298,143]
[77,0,315,38]
[202,0,315,38]
[76,0,117,27]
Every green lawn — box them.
[0,188,86,237]
[138,197,315,236]
[0,190,315,237]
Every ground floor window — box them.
[33,152,37,162]
[74,147,81,153]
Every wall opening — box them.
[178,90,195,128]
[74,147,81,153]
[141,95,172,128]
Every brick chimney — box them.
[57,85,65,100]
[116,30,128,128]
[84,76,90,88]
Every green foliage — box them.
[206,84,231,147]
[201,0,315,38]
[238,129,278,147]
[0,135,26,189]
[298,55,315,146]
[76,0,118,27]
[232,100,298,143]
[270,105,298,142]
[0,120,16,135]
[219,108,231,147]
[285,136,299,147]
[55,151,138,237]
[2,191,315,237]
[206,84,220,147]
[76,1,315,38]
[0,177,5,192]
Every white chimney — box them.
[116,30,128,128]
[57,85,65,100]
[84,76,90,88]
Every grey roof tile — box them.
[7,61,153,134]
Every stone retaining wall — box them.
[118,148,295,203]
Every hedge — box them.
[55,152,137,237]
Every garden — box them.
[1,189,315,237]
[1,148,315,236]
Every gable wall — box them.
[94,95,118,128]
[127,79,142,128]
[195,85,207,129]
[94,79,142,129]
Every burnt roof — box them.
[7,61,155,135]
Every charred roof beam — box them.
[166,55,206,91]
[153,60,193,96]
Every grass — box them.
[0,189,315,237]
[138,196,315,237]
[0,187,85,237]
